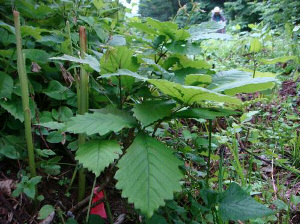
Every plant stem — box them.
[218,145,224,192]
[66,20,80,109]
[78,26,89,201]
[104,190,113,224]
[86,177,97,223]
[206,119,212,188]
[13,10,37,178]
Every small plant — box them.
[12,175,42,200]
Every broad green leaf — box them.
[66,107,137,136]
[36,121,65,130]
[175,107,240,120]
[47,131,64,144]
[115,133,183,217]
[94,25,109,42]
[0,28,15,46]
[0,135,25,160]
[219,183,273,221]
[148,79,241,105]
[240,111,259,124]
[0,21,15,34]
[185,74,212,86]
[108,35,126,46]
[38,205,55,220]
[43,80,76,100]
[132,100,176,126]
[50,54,100,72]
[0,96,35,122]
[100,46,139,74]
[0,72,13,99]
[93,0,104,9]
[21,26,48,40]
[23,49,50,64]
[52,106,73,122]
[165,40,201,55]
[250,38,262,53]
[100,69,147,81]
[76,140,122,177]
[260,56,297,65]
[208,70,252,89]
[213,77,276,96]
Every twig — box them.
[235,133,272,165]
[69,170,114,213]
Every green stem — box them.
[13,11,37,178]
[104,190,113,224]
[66,20,80,109]
[86,177,97,223]
[218,146,224,193]
[78,26,89,201]
[206,119,212,188]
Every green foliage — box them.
[115,133,183,217]
[219,183,273,221]
[38,205,55,220]
[132,100,176,126]
[2,0,293,222]
[66,107,137,136]
[12,175,42,199]
[76,140,122,176]
[0,72,13,99]
[148,79,242,105]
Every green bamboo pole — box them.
[77,26,89,201]
[13,11,37,178]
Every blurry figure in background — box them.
[211,6,226,33]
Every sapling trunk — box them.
[13,11,37,178]
[78,26,89,201]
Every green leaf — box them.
[148,79,241,105]
[165,40,201,55]
[100,69,147,81]
[260,56,297,65]
[24,185,36,199]
[0,96,36,122]
[185,74,212,86]
[100,46,139,74]
[50,54,100,72]
[132,100,176,126]
[240,111,259,124]
[43,80,75,100]
[0,28,15,46]
[108,35,126,46]
[28,176,42,185]
[213,77,276,96]
[46,131,64,144]
[250,38,262,53]
[93,0,104,9]
[38,204,55,219]
[0,72,13,99]
[66,107,137,136]
[175,107,240,120]
[76,140,122,177]
[52,106,73,122]
[219,183,273,221]
[115,133,183,217]
[23,49,50,64]
[21,26,47,40]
